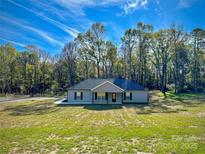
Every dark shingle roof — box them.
[69,78,145,90]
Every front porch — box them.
[91,81,124,104]
[92,92,122,104]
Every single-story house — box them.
[67,78,149,104]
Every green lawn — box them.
[0,91,205,154]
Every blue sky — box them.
[0,0,205,54]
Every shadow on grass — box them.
[57,104,123,110]
[133,103,188,114]
[83,104,123,110]
[5,91,204,116]
[58,92,204,114]
[136,93,205,114]
[57,102,187,114]
[3,102,60,116]
[82,104,175,114]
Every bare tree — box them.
[62,41,78,86]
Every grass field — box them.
[0,91,205,154]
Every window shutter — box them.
[81,92,83,100]
[106,92,108,100]
[95,92,97,100]
[124,92,126,100]
[74,92,76,100]
[130,92,132,100]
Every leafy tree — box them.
[135,22,153,87]
[170,25,187,94]
[121,28,137,79]
[62,41,78,86]
[150,30,172,95]
[0,22,205,95]
[105,41,117,78]
[190,28,205,92]
[76,23,105,78]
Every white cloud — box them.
[122,0,148,14]
[4,0,149,49]
[0,37,26,47]
[7,0,79,37]
[47,0,149,17]
[0,25,42,45]
[6,0,150,39]
[23,26,64,47]
[52,0,95,16]
[177,0,198,8]
[0,14,64,47]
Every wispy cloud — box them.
[177,0,198,8]
[122,0,148,14]
[0,14,64,47]
[51,0,95,17]
[0,28,48,50]
[23,26,64,47]
[7,0,79,37]
[0,37,26,47]
[48,0,149,17]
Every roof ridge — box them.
[69,78,145,90]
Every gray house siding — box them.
[107,93,122,104]
[67,90,148,104]
[92,92,107,104]
[92,93,122,104]
[123,90,148,103]
[92,81,123,93]
[67,79,149,104]
[67,89,92,104]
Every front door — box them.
[112,93,116,102]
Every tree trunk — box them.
[85,57,89,79]
[97,61,100,78]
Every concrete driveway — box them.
[0,97,59,103]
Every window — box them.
[112,93,116,99]
[112,93,116,102]
[126,92,130,99]
[97,92,106,100]
[76,92,81,99]
[124,92,132,100]
[75,91,83,100]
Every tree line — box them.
[0,22,205,95]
